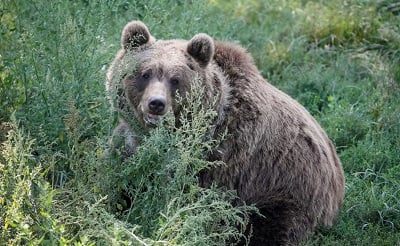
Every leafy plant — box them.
[0,118,69,245]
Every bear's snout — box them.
[141,87,170,126]
[140,81,171,125]
[148,97,166,115]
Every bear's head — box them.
[107,21,222,128]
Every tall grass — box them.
[1,0,400,245]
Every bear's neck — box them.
[207,67,231,139]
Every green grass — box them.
[1,0,400,245]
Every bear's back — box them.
[213,41,259,81]
[210,40,345,229]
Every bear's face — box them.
[113,21,215,127]
[123,41,197,126]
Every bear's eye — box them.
[187,63,195,71]
[170,78,179,86]
[141,70,152,79]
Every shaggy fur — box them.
[106,20,345,245]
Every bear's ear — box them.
[121,21,153,50]
[187,33,214,67]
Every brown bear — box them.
[106,20,345,245]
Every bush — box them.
[0,119,68,245]
[0,82,255,245]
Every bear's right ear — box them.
[121,21,153,50]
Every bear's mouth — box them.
[144,113,161,126]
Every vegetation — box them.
[1,0,399,245]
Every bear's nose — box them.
[148,97,166,115]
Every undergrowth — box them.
[1,80,254,245]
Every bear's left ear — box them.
[187,33,214,67]
[121,21,154,50]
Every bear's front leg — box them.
[109,119,137,159]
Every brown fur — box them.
[106,21,345,245]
